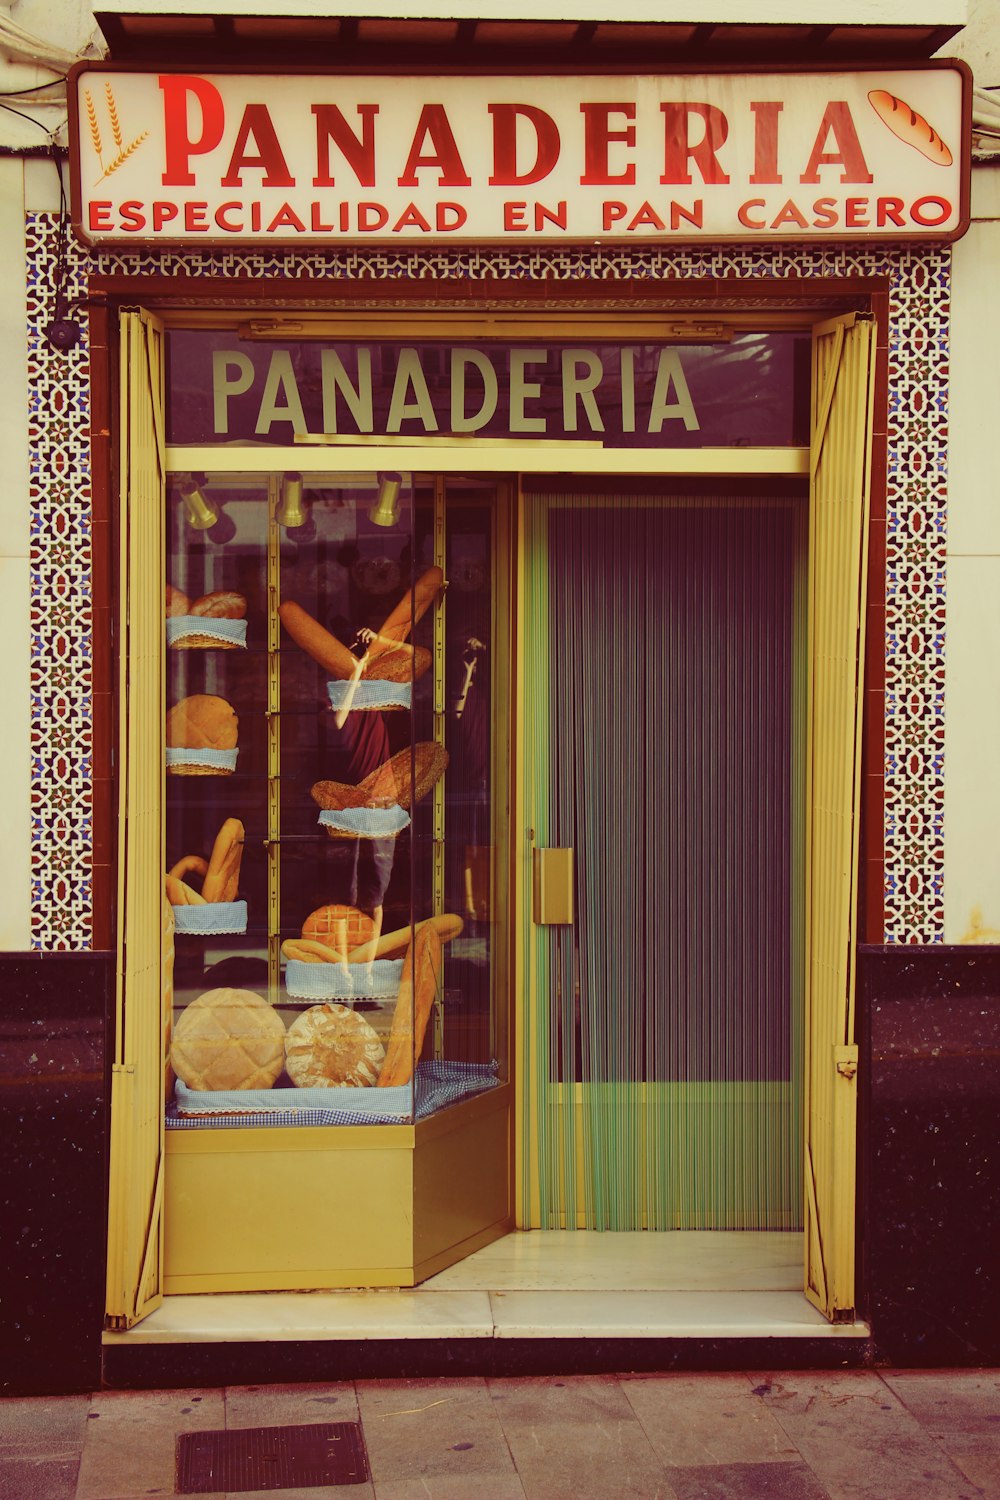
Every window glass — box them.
[164,470,502,1128]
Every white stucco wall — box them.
[943,163,1000,942]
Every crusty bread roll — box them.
[285,1003,385,1088]
[170,988,286,1091]
[166,583,190,617]
[302,904,376,952]
[279,601,360,680]
[166,694,239,752]
[310,779,373,813]
[347,913,463,964]
[363,645,432,684]
[191,591,247,619]
[359,742,449,810]
[867,89,953,166]
[378,924,441,1087]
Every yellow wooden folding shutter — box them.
[105,309,167,1329]
[804,312,876,1320]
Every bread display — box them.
[170,988,286,1091]
[284,1003,385,1088]
[363,645,432,684]
[172,590,249,650]
[166,694,239,775]
[165,875,206,906]
[867,89,953,166]
[378,924,442,1088]
[281,937,345,964]
[191,591,247,620]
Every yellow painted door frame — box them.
[803,312,877,1320]
[105,308,168,1329]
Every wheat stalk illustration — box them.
[105,82,123,150]
[88,83,149,184]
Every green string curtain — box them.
[522,491,805,1231]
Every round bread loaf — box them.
[166,694,239,751]
[302,904,376,952]
[285,1003,385,1088]
[364,645,432,684]
[170,988,286,1091]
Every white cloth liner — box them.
[167,615,248,648]
[172,900,248,936]
[326,678,411,710]
[166,747,239,773]
[318,805,410,837]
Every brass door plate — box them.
[533,847,574,925]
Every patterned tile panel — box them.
[24,215,949,947]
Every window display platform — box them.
[105,1232,871,1344]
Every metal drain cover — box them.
[176,1421,369,1492]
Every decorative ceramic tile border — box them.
[24,215,948,947]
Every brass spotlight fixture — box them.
[180,478,219,531]
[277,471,308,529]
[368,472,403,528]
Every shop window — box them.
[163,470,503,1127]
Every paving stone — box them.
[0,1456,80,1500]
[488,1377,678,1500]
[622,1374,800,1466]
[357,1378,518,1486]
[881,1371,1000,1437]
[943,1446,1000,1500]
[753,1372,984,1500]
[224,1381,359,1428]
[224,1488,373,1499]
[1,1394,90,1456]
[667,1460,831,1499]
[75,1386,225,1500]
[372,1476,527,1499]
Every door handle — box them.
[533,847,574,925]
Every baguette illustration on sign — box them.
[868,90,953,167]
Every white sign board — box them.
[69,64,970,246]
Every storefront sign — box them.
[70,64,969,246]
[166,331,809,448]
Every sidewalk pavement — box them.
[2,1369,999,1500]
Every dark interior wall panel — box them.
[0,953,112,1394]
[861,945,1000,1365]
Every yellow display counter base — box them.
[163,1086,511,1293]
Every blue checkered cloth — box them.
[167,616,248,649]
[284,958,403,1000]
[167,1060,499,1128]
[173,900,248,936]
[166,747,239,773]
[318,806,409,838]
[327,679,411,711]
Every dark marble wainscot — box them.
[860,945,1000,1366]
[0,952,112,1394]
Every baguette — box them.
[347,912,463,965]
[168,854,208,884]
[279,601,360,679]
[165,875,207,906]
[378,924,441,1087]
[368,566,443,659]
[867,89,953,166]
[202,817,244,903]
[282,937,344,964]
